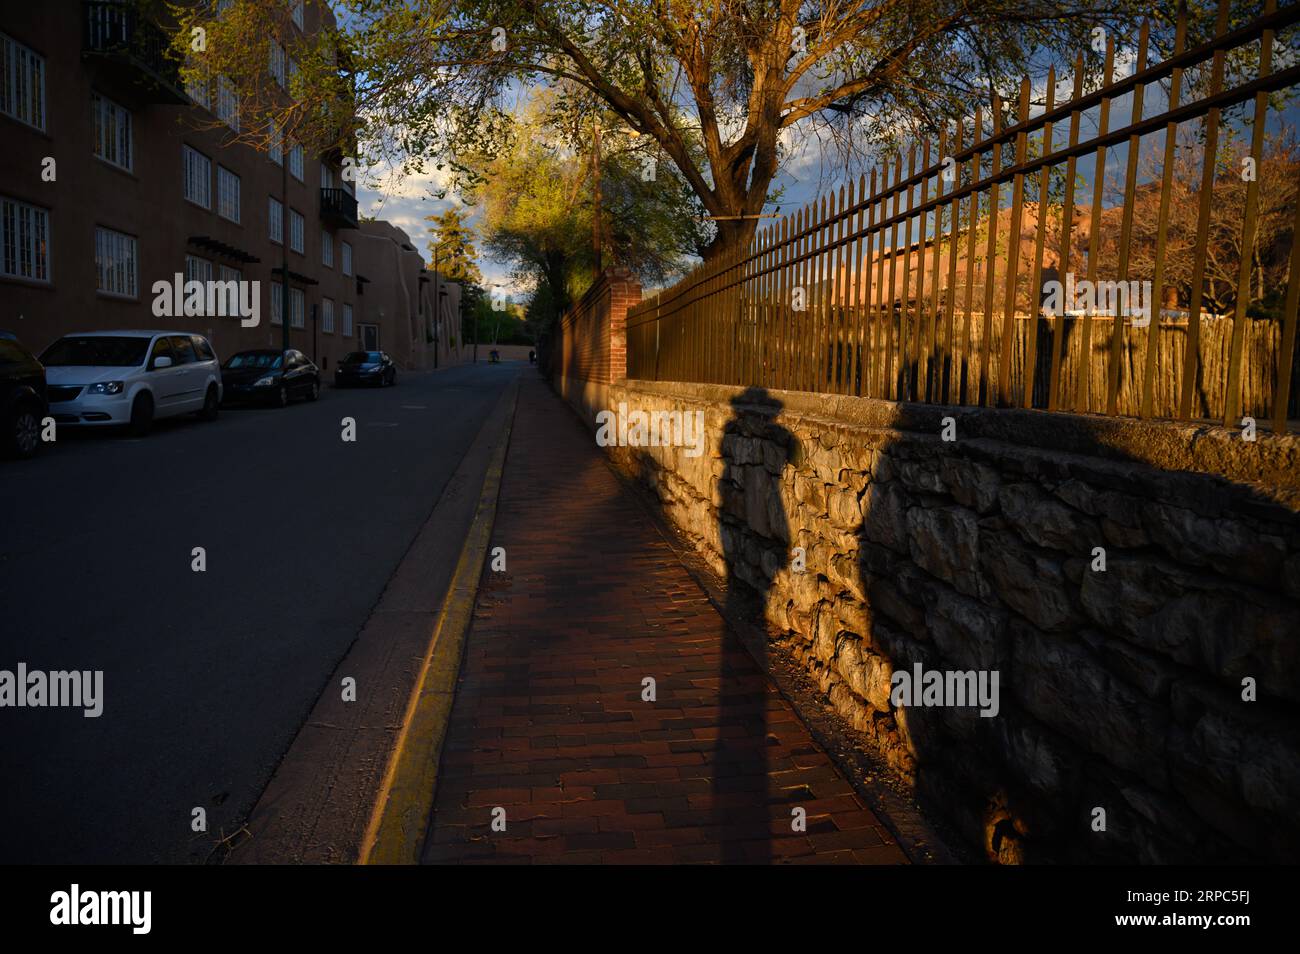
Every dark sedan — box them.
[1,331,48,459]
[221,349,320,407]
[334,350,396,388]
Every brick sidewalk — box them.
[422,374,906,864]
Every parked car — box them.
[335,350,396,388]
[40,331,222,437]
[1,331,47,459]
[222,349,320,407]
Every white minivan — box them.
[41,330,223,436]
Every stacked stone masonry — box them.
[599,379,1300,864]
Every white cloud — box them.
[357,172,529,299]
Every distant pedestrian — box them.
[528,349,536,364]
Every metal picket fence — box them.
[625,0,1300,431]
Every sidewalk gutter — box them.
[227,374,519,865]
[359,381,517,864]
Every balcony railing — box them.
[83,1,187,104]
[321,188,359,230]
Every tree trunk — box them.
[703,216,761,262]
[697,113,782,262]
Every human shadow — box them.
[710,386,794,863]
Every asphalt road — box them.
[0,360,523,863]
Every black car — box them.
[221,349,320,407]
[1,332,48,459]
[335,350,396,387]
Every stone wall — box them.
[600,378,1300,864]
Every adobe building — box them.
[352,220,466,370]
[0,1,435,372]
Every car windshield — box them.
[41,336,150,367]
[225,352,283,369]
[342,352,382,365]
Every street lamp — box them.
[429,237,460,370]
[437,285,448,366]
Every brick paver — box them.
[422,373,906,864]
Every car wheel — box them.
[308,379,320,401]
[8,402,41,459]
[199,384,220,421]
[276,384,289,408]
[129,393,154,437]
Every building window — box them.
[320,163,335,190]
[341,241,352,276]
[95,227,137,298]
[219,264,241,314]
[288,57,299,90]
[185,254,213,284]
[216,75,238,130]
[289,209,304,253]
[0,32,46,131]
[269,120,283,165]
[269,197,283,244]
[185,56,209,107]
[271,282,283,326]
[92,92,132,171]
[183,145,212,209]
[292,0,304,30]
[1,195,50,282]
[217,166,240,223]
[269,42,286,88]
[342,303,353,337]
[322,297,334,333]
[322,230,332,267]
[290,287,305,328]
[289,142,304,181]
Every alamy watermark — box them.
[50,884,150,934]
[595,402,706,458]
[1041,273,1155,328]
[151,273,261,328]
[890,662,1000,718]
[0,663,103,718]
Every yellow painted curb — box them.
[359,382,517,865]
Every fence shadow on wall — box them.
[719,389,1299,863]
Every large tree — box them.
[425,206,483,284]
[343,0,1147,259]
[460,98,705,322]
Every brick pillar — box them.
[602,267,641,384]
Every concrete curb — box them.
[358,380,517,865]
